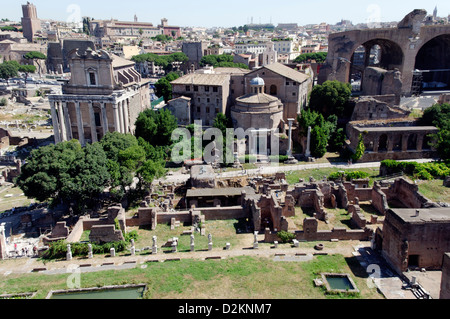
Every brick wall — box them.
[440,253,450,299]
[264,218,373,243]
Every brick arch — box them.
[414,34,450,91]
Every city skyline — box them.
[2,0,450,28]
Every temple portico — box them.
[49,94,136,145]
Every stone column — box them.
[88,101,98,143]
[402,134,409,152]
[152,236,158,254]
[101,101,109,137]
[123,99,130,134]
[287,118,294,157]
[57,101,67,141]
[190,234,195,252]
[118,101,124,133]
[113,103,120,133]
[50,101,61,144]
[66,244,72,261]
[75,102,85,146]
[373,136,379,153]
[88,243,93,259]
[305,126,311,158]
[63,101,72,140]
[417,135,424,152]
[387,136,394,152]
[0,223,7,260]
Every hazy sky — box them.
[2,0,450,28]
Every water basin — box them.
[49,285,145,299]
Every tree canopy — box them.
[419,103,450,159]
[154,71,180,102]
[298,109,345,158]
[308,80,352,118]
[0,61,19,83]
[16,140,110,213]
[17,132,168,214]
[135,108,178,147]
[293,52,328,64]
[200,54,249,69]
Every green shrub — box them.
[124,230,139,242]
[277,231,296,244]
[0,98,7,106]
[328,171,345,181]
[328,171,369,181]
[346,171,370,180]
[42,240,127,260]
[380,160,450,180]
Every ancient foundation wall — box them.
[440,253,450,299]
[264,218,373,243]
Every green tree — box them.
[0,61,19,85]
[352,134,366,162]
[16,140,110,214]
[293,52,328,64]
[310,121,328,159]
[419,103,450,159]
[154,71,180,102]
[309,80,352,118]
[135,108,178,147]
[23,51,47,77]
[18,64,36,84]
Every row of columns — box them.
[50,99,131,145]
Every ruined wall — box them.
[372,183,390,215]
[387,178,438,209]
[440,253,450,299]
[89,225,124,244]
[263,217,373,243]
[349,204,367,228]
[382,209,450,273]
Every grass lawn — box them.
[285,167,380,186]
[0,186,34,213]
[418,179,450,203]
[130,219,252,253]
[0,254,384,299]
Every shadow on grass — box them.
[345,256,370,279]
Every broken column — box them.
[285,118,298,164]
[152,236,158,254]
[130,239,136,256]
[66,244,72,261]
[172,238,178,253]
[88,243,93,259]
[253,231,259,249]
[305,126,311,158]
[208,233,213,251]
[190,234,195,252]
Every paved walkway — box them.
[352,244,416,299]
[159,158,437,184]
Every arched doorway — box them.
[415,34,450,92]
[407,134,417,151]
[378,134,388,152]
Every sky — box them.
[2,0,450,28]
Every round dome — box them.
[250,76,265,86]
